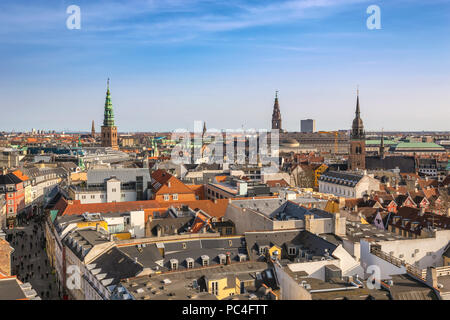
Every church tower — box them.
[379,129,385,159]
[349,89,366,170]
[101,79,118,149]
[271,91,282,131]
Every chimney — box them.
[225,252,231,265]
[305,214,314,232]
[334,212,343,236]
[420,207,426,216]
[426,267,438,288]
[168,181,171,188]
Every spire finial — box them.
[107,78,110,90]
[275,90,278,99]
[357,85,359,96]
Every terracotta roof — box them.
[266,179,289,188]
[417,178,438,190]
[390,206,450,235]
[11,170,30,182]
[151,169,195,195]
[60,199,161,216]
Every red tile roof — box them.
[266,179,289,188]
[151,169,195,195]
[60,200,161,216]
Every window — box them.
[81,195,86,199]
[91,195,95,199]
[112,188,117,192]
[228,240,233,247]
[182,243,186,249]
[226,227,233,235]
[187,260,193,269]
[100,195,104,199]
[121,194,125,198]
[163,194,169,201]
[172,194,178,201]
[211,281,219,295]
[288,247,296,255]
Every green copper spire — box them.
[103,78,115,127]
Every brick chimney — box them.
[225,252,231,265]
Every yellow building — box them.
[268,245,282,259]
[207,275,239,300]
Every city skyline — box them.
[0,0,449,132]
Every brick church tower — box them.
[349,89,365,170]
[101,79,118,150]
[271,91,282,131]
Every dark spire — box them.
[380,128,385,158]
[272,91,282,130]
[351,87,364,139]
[355,87,360,117]
[202,121,207,138]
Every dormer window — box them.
[218,254,226,265]
[170,259,178,270]
[259,246,268,255]
[201,255,209,267]
[288,247,296,255]
[186,258,194,269]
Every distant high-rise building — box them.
[101,79,118,150]
[349,89,366,170]
[301,119,316,133]
[271,91,282,131]
[91,120,95,138]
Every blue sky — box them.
[0,0,449,132]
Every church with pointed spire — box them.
[348,89,366,170]
[101,79,118,150]
[271,91,282,131]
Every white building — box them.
[69,168,151,204]
[318,171,380,198]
